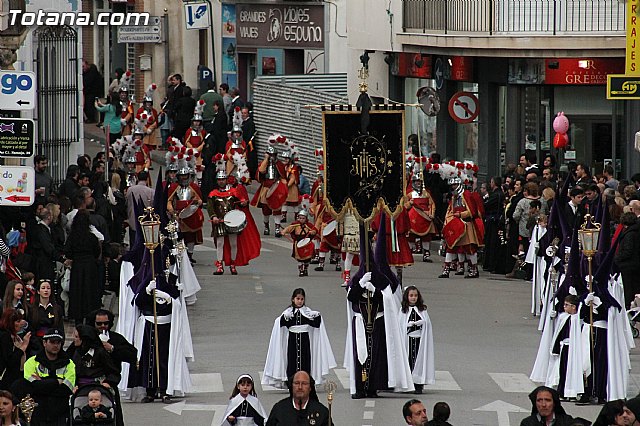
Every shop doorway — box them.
[569,117,622,175]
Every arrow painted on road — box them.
[6,195,31,203]
[16,100,30,106]
[473,400,529,426]
[163,401,227,426]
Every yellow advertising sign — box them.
[628,0,640,75]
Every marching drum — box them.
[266,181,288,210]
[178,203,204,230]
[296,237,315,260]
[223,210,247,234]
[442,217,465,249]
[321,220,340,247]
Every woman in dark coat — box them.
[172,86,197,141]
[614,212,640,308]
[0,308,30,390]
[64,209,101,323]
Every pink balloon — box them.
[553,112,570,134]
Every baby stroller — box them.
[628,306,640,338]
[69,384,117,426]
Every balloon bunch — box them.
[553,112,569,149]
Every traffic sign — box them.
[434,58,444,90]
[117,16,163,43]
[0,166,34,206]
[448,91,479,124]
[117,33,162,43]
[0,71,36,110]
[184,2,210,30]
[0,118,35,157]
[606,74,640,99]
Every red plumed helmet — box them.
[199,99,205,105]
[425,163,432,170]
[466,163,473,170]
[449,160,456,166]
[180,146,187,153]
[318,164,324,171]
[178,153,184,159]
[151,83,157,90]
[167,146,174,152]
[433,164,440,170]
[472,165,479,173]
[213,153,223,161]
[170,157,176,162]
[194,151,200,157]
[187,148,194,155]
[276,135,286,143]
[125,70,131,76]
[234,106,240,112]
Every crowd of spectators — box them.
[480,152,640,298]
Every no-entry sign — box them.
[448,91,479,124]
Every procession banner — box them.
[322,109,406,222]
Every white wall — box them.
[346,0,402,52]
[326,0,348,73]
[345,0,401,103]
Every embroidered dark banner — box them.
[322,110,406,221]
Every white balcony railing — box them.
[402,0,626,35]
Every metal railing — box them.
[402,0,625,35]
[33,25,80,188]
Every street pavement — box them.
[82,124,640,425]
[116,215,640,426]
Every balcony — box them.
[402,0,625,35]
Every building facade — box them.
[346,0,638,180]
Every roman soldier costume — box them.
[225,107,248,176]
[281,209,318,277]
[167,158,204,264]
[439,175,484,279]
[136,84,159,152]
[208,170,240,275]
[184,100,207,183]
[371,207,414,283]
[118,71,134,136]
[280,139,301,224]
[407,173,438,262]
[250,135,289,236]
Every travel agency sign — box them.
[236,3,324,49]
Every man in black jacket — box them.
[266,371,329,426]
[18,328,76,426]
[614,212,640,308]
[90,309,137,369]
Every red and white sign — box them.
[544,58,624,85]
[0,166,34,206]
[448,91,479,124]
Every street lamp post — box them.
[577,212,601,400]
[139,206,162,386]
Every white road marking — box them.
[258,371,287,392]
[489,372,536,393]
[333,368,350,390]
[363,411,374,420]
[473,400,529,426]
[163,401,227,426]
[189,373,224,393]
[255,283,264,294]
[428,371,462,391]
[364,400,375,408]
